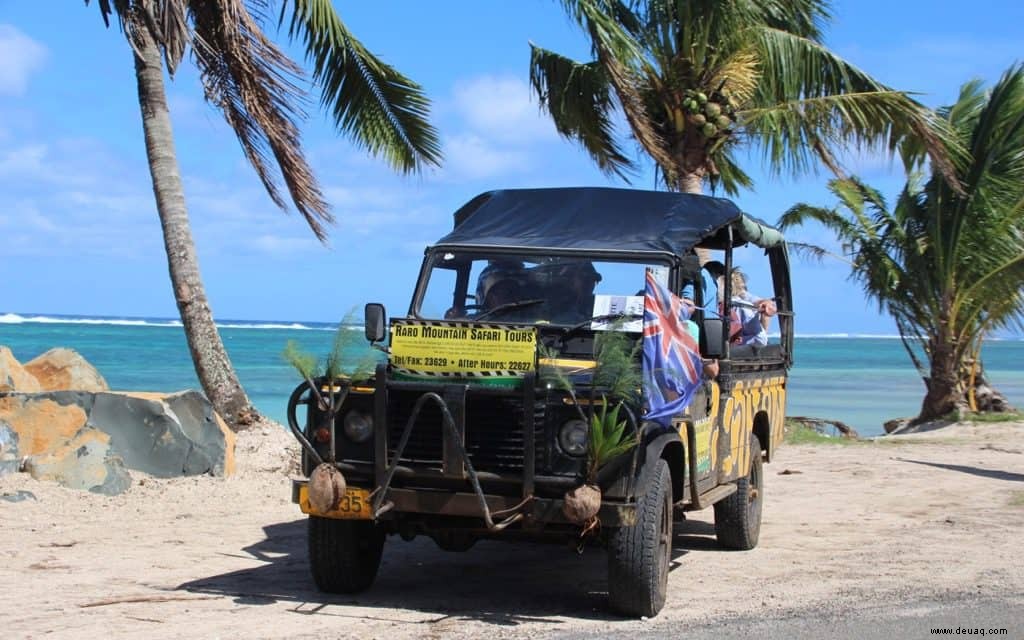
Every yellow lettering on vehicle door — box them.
[717,376,787,482]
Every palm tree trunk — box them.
[677,172,703,195]
[967,360,1015,413]
[918,332,961,422]
[678,171,710,263]
[133,26,258,431]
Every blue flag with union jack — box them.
[642,269,703,426]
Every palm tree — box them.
[87,0,441,429]
[529,0,955,198]
[780,65,1024,421]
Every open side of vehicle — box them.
[286,187,793,617]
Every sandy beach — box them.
[2,421,1022,639]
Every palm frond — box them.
[529,45,635,179]
[279,0,441,173]
[743,89,959,187]
[591,328,642,401]
[324,309,377,380]
[539,1,959,197]
[188,0,332,241]
[707,151,754,195]
[785,240,841,264]
[88,0,189,73]
[705,50,761,106]
[746,26,960,188]
[286,309,378,383]
[784,66,1024,417]
[586,396,638,481]
[558,0,674,170]
[283,339,320,379]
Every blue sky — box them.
[0,1,1021,334]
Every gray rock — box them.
[883,417,911,434]
[1,389,231,494]
[1,490,36,503]
[87,391,229,478]
[0,420,19,476]
[23,427,132,495]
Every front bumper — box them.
[291,479,636,528]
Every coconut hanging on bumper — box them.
[308,463,347,513]
[563,483,602,524]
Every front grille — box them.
[387,389,545,474]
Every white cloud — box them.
[451,75,557,143]
[248,234,321,255]
[443,133,529,180]
[323,185,410,210]
[0,25,47,96]
[836,145,902,177]
[0,142,46,175]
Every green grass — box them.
[783,421,859,446]
[962,411,1024,424]
[1009,491,1024,508]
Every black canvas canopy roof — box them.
[433,187,784,256]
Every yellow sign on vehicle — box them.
[298,484,372,520]
[390,320,537,378]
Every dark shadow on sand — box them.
[176,515,726,626]
[896,458,1024,483]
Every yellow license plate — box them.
[299,485,372,520]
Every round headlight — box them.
[343,410,373,443]
[558,419,589,457]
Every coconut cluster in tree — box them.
[680,88,737,141]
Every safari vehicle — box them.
[286,187,793,617]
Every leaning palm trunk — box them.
[919,331,961,422]
[133,27,256,429]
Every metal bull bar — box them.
[371,365,536,531]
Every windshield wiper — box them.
[561,312,644,337]
[474,298,545,321]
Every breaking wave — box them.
[0,313,334,331]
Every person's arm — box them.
[755,297,777,332]
[738,305,767,346]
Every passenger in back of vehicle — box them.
[704,261,777,347]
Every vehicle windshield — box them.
[416,251,669,328]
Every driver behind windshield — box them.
[476,260,531,316]
[548,261,601,324]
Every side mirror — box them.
[700,318,724,359]
[364,303,386,343]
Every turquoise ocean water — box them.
[2,312,1022,436]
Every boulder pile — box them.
[0,346,234,495]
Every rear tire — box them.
[307,516,385,593]
[714,433,764,550]
[607,459,672,617]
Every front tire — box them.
[714,433,764,550]
[307,516,385,593]
[607,459,672,617]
